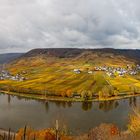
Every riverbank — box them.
[1,89,140,102]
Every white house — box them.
[73,69,81,74]
[88,71,93,74]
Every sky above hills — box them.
[0,0,140,53]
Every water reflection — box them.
[51,101,73,108]
[45,102,49,113]
[82,102,92,111]
[129,97,137,107]
[3,94,140,112]
[49,100,119,112]
[99,100,119,112]
[8,95,11,104]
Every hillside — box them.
[20,48,140,63]
[0,53,23,64]
[0,48,140,101]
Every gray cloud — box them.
[0,0,140,53]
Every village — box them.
[0,64,140,82]
[0,70,26,81]
[73,64,140,77]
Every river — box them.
[0,93,139,134]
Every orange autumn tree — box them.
[66,89,72,97]
[16,127,56,140]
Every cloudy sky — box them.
[0,0,140,53]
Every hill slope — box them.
[0,53,23,64]
[0,48,140,101]
[20,48,140,62]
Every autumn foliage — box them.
[16,127,56,140]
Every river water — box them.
[0,93,139,134]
